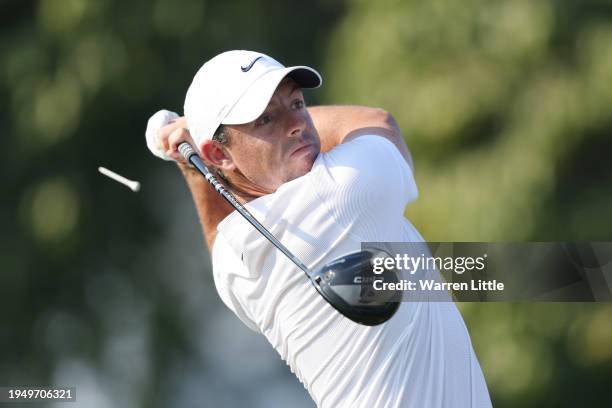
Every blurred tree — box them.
[325,0,612,241]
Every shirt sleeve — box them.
[310,134,418,241]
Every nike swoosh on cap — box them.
[241,56,263,72]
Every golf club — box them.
[178,142,402,326]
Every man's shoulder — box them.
[313,134,406,181]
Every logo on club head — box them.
[241,56,263,72]
[324,271,335,282]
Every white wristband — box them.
[145,109,180,161]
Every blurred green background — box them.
[1,0,611,407]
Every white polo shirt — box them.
[211,135,491,408]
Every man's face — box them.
[223,78,321,193]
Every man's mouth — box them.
[290,143,313,157]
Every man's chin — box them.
[299,147,319,170]
[285,152,317,182]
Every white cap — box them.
[184,50,322,146]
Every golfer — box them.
[145,50,492,407]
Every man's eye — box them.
[293,100,305,109]
[256,114,272,126]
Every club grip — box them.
[178,142,196,161]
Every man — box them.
[146,50,491,407]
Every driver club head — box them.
[309,249,403,326]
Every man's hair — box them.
[212,125,230,146]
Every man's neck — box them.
[223,169,275,204]
[232,188,264,204]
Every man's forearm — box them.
[308,105,414,170]
[178,163,234,253]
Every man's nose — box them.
[287,109,306,137]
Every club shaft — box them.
[178,142,312,276]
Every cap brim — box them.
[222,66,322,125]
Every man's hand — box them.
[145,109,233,253]
[146,110,198,164]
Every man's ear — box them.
[200,140,235,171]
